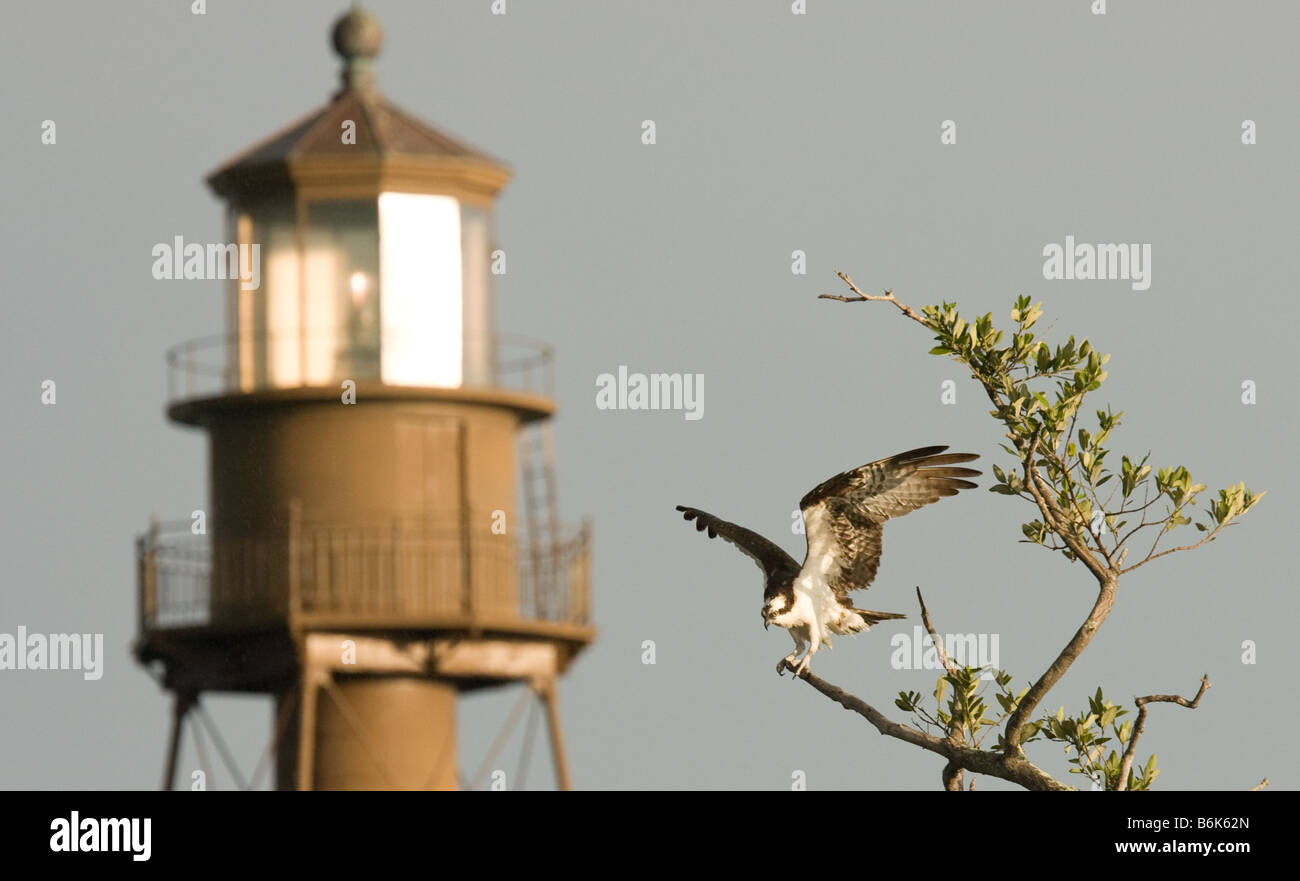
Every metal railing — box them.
[137,513,591,635]
[164,329,554,402]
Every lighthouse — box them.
[136,7,593,790]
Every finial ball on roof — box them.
[332,7,383,62]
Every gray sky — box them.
[2,0,1295,790]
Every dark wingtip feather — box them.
[918,452,980,466]
[923,466,983,479]
[897,445,950,462]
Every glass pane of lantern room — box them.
[460,203,495,387]
[304,200,381,385]
[379,192,464,388]
[242,202,299,390]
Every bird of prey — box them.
[676,445,979,678]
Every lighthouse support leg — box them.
[162,690,196,791]
[537,677,572,791]
[297,666,319,790]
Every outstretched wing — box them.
[799,446,980,597]
[675,506,801,590]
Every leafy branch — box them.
[800,273,1266,790]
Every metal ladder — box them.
[518,420,561,619]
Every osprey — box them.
[676,445,979,677]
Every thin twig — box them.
[1023,431,1111,583]
[917,587,958,677]
[819,273,931,327]
[1121,529,1224,575]
[1043,444,1116,570]
[1115,675,1211,791]
[917,587,972,776]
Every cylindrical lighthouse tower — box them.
[136,8,593,790]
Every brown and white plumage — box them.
[677,445,980,677]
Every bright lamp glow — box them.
[349,271,368,303]
[378,192,463,387]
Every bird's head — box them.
[762,594,788,630]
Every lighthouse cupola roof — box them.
[207,6,509,202]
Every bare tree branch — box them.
[1115,675,1210,791]
[779,661,1072,791]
